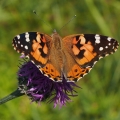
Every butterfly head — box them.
[53,29,57,33]
[52,29,59,37]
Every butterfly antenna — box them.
[59,15,76,31]
[33,10,53,30]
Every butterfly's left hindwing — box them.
[12,32,52,67]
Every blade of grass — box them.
[84,0,112,35]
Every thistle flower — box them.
[0,58,79,108]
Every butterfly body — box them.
[12,31,119,82]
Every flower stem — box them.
[0,89,24,105]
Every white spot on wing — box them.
[17,50,20,53]
[108,43,111,46]
[25,32,30,42]
[25,33,29,38]
[26,38,30,42]
[39,69,43,73]
[37,65,41,68]
[99,56,103,59]
[25,45,28,49]
[93,61,97,65]
[31,60,35,64]
[83,73,87,76]
[105,54,109,56]
[105,46,108,48]
[17,35,20,39]
[107,37,111,41]
[14,47,16,50]
[68,80,75,82]
[89,68,92,72]
[77,77,82,82]
[25,55,29,58]
[111,52,113,54]
[57,80,62,82]
[95,34,100,37]
[95,39,100,44]
[95,34,100,44]
[99,47,103,51]
[25,32,29,35]
[86,65,93,68]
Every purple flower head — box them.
[18,59,80,108]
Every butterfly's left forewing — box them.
[12,32,52,67]
[63,34,119,81]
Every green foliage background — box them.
[0,0,120,120]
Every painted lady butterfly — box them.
[12,30,119,82]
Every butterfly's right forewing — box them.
[63,34,119,67]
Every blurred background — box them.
[0,0,120,120]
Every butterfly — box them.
[12,30,119,82]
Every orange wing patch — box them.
[67,64,91,82]
[72,35,97,65]
[75,45,97,65]
[30,40,48,65]
[40,63,62,81]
